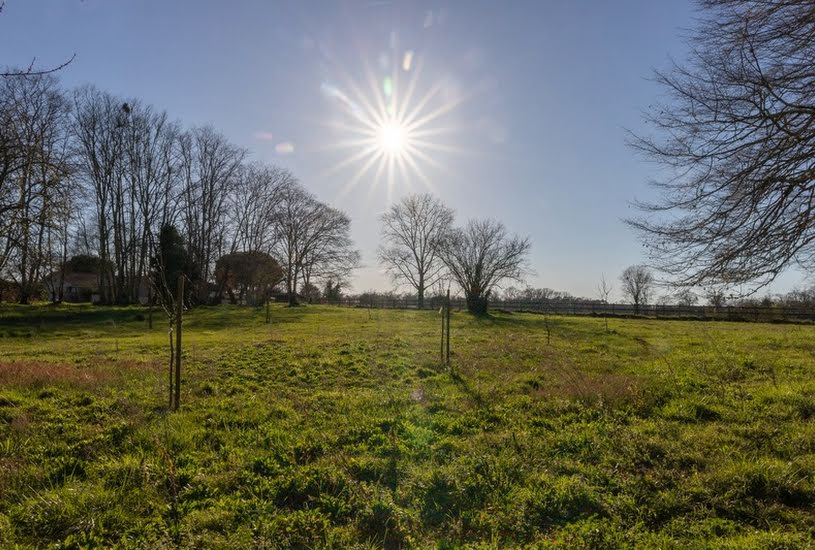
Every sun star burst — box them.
[378,120,407,155]
[320,51,468,201]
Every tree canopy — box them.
[215,251,283,304]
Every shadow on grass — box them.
[466,310,568,332]
[0,304,146,327]
[449,370,488,408]
[0,303,312,333]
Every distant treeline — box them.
[0,74,358,306]
[341,285,815,310]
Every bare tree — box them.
[0,74,73,303]
[440,219,531,315]
[215,163,290,301]
[619,265,653,314]
[597,274,613,331]
[597,275,612,304]
[230,163,290,254]
[72,86,128,303]
[273,181,315,306]
[72,88,181,305]
[628,0,815,294]
[299,213,360,304]
[178,126,245,303]
[41,190,75,303]
[272,182,358,306]
[295,204,358,306]
[123,103,180,304]
[378,193,454,309]
[705,287,727,308]
[0,77,20,275]
[675,288,698,307]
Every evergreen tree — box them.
[152,224,191,304]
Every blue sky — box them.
[1,0,803,298]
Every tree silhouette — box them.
[629,0,815,294]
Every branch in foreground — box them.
[1,54,77,78]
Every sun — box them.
[319,49,469,200]
[378,120,408,156]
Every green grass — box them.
[1,304,815,548]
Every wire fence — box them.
[325,297,815,323]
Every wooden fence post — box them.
[174,276,183,411]
[148,285,153,329]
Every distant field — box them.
[1,304,814,548]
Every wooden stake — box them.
[174,276,183,410]
[168,328,174,409]
[440,301,445,364]
[446,289,451,365]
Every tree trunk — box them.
[466,294,488,316]
[287,272,298,306]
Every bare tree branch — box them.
[1,54,76,78]
[628,0,815,295]
[0,1,76,78]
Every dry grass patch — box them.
[0,359,155,389]
[536,369,644,406]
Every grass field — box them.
[1,304,815,548]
